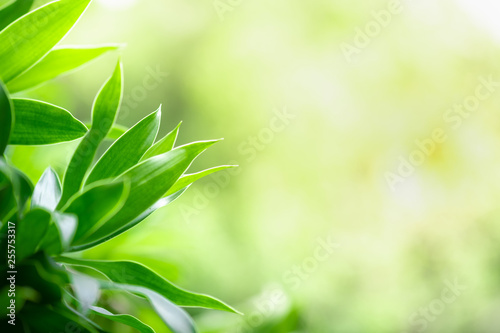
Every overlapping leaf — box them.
[10,98,87,145]
[164,165,236,197]
[62,181,128,243]
[85,108,161,186]
[141,121,181,161]
[59,60,123,208]
[0,0,91,82]
[0,0,34,31]
[57,257,239,313]
[73,140,220,250]
[90,306,155,333]
[7,45,120,93]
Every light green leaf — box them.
[10,98,87,145]
[90,306,155,333]
[0,0,33,31]
[31,167,61,211]
[62,181,128,244]
[0,79,12,155]
[98,283,197,333]
[16,208,51,261]
[57,257,239,314]
[165,165,237,197]
[73,140,220,249]
[85,108,161,186]
[0,0,91,82]
[140,121,181,161]
[58,60,123,208]
[7,45,120,93]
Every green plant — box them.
[0,1,238,332]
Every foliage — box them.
[0,1,238,332]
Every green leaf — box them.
[57,257,239,313]
[73,140,220,249]
[21,302,98,333]
[62,181,129,244]
[0,0,34,31]
[164,165,237,197]
[85,108,161,186]
[0,79,12,155]
[6,45,120,93]
[10,98,87,145]
[16,208,51,261]
[0,0,91,83]
[124,285,197,333]
[141,121,181,161]
[0,159,33,219]
[58,60,123,208]
[90,306,155,333]
[31,167,61,211]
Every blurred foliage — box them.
[8,0,500,331]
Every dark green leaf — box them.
[90,306,155,333]
[0,0,34,31]
[7,45,120,93]
[10,98,87,145]
[0,79,12,155]
[62,181,128,244]
[58,60,123,208]
[57,257,239,313]
[141,121,181,161]
[31,167,61,211]
[73,140,220,249]
[20,302,98,333]
[16,208,51,261]
[85,108,161,186]
[0,0,91,82]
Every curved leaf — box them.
[62,180,128,243]
[10,98,87,145]
[59,60,123,208]
[57,257,239,313]
[74,140,220,249]
[0,79,12,155]
[0,0,91,82]
[16,208,51,261]
[31,167,61,211]
[164,165,237,197]
[7,45,120,93]
[85,108,161,186]
[90,306,155,333]
[0,0,34,31]
[141,121,181,161]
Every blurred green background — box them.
[7,0,500,331]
